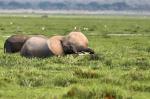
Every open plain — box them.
[0,15,150,99]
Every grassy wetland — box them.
[0,15,150,99]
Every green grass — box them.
[0,15,150,99]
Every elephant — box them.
[62,32,95,54]
[4,35,30,53]
[20,32,95,58]
[20,36,53,58]
[4,34,46,53]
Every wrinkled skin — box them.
[20,36,53,58]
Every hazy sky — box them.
[0,0,150,5]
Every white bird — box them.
[74,26,77,30]
[41,27,45,31]
[10,22,13,25]
[83,27,88,31]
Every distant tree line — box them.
[0,1,150,11]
